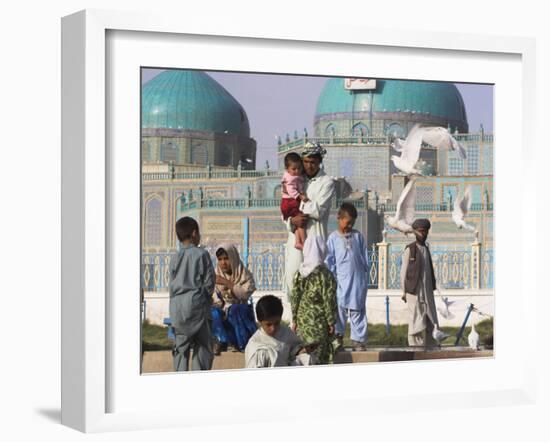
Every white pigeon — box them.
[437,296,456,320]
[421,126,467,159]
[452,186,476,231]
[390,124,425,175]
[390,137,405,152]
[432,324,450,343]
[468,322,480,350]
[385,178,416,234]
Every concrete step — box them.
[141,347,493,374]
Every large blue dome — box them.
[142,70,250,137]
[315,78,468,131]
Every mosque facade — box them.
[141,70,494,294]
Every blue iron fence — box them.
[142,245,493,292]
[178,197,491,213]
[387,248,472,289]
[142,242,379,292]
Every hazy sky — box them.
[142,69,493,167]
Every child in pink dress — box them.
[280,152,309,250]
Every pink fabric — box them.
[282,171,304,199]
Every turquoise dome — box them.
[315,78,468,130]
[142,70,250,137]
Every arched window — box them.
[352,123,369,136]
[191,141,208,165]
[324,123,336,137]
[160,141,178,163]
[145,198,162,247]
[386,123,406,139]
[273,185,282,199]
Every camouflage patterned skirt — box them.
[291,266,337,364]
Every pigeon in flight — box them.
[452,186,476,231]
[391,124,425,175]
[385,178,416,234]
[421,126,467,159]
[437,296,456,320]
[391,125,467,176]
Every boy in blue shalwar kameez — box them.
[325,203,370,351]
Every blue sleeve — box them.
[325,235,337,276]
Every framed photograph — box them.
[62,9,537,433]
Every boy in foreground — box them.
[245,295,318,368]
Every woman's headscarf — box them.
[215,243,256,303]
[298,235,327,278]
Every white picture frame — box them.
[61,9,538,433]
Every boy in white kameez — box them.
[325,203,370,351]
[169,217,216,371]
[400,218,440,347]
[245,295,318,368]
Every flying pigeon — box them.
[390,124,425,175]
[421,126,467,159]
[468,322,480,350]
[437,296,456,320]
[385,178,416,234]
[452,186,476,231]
[390,137,405,152]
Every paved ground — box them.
[141,347,493,374]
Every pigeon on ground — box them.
[432,324,450,343]
[468,322,480,350]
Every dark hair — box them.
[255,295,283,321]
[175,216,199,242]
[302,153,323,163]
[338,202,358,219]
[215,247,228,258]
[284,152,302,169]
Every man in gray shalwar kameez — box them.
[400,219,440,347]
[169,217,216,371]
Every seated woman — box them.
[211,244,257,354]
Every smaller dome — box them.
[142,70,250,137]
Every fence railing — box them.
[143,168,281,181]
[141,242,492,292]
[178,196,491,213]
[276,133,492,153]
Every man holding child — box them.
[283,143,336,295]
